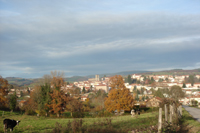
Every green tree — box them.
[135,94,139,101]
[38,83,51,115]
[20,91,23,97]
[158,78,163,82]
[143,76,147,81]
[134,86,137,91]
[82,87,86,94]
[153,88,164,98]
[146,96,149,100]
[150,77,155,84]
[169,85,185,101]
[141,87,145,94]
[142,96,145,101]
[182,83,186,88]
[189,75,195,86]
[8,92,17,112]
[127,75,132,84]
[137,89,140,94]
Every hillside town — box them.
[6,74,200,108]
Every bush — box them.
[25,109,35,115]
[51,119,84,133]
[72,111,84,118]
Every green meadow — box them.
[1,109,200,133]
[0,110,158,133]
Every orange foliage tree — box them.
[24,91,38,115]
[0,76,9,108]
[105,75,134,113]
[46,72,68,117]
[47,89,68,117]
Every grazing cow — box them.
[3,119,20,133]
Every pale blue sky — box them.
[0,0,200,78]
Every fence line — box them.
[158,104,182,132]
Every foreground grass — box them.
[0,110,158,133]
[181,108,200,133]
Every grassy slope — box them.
[0,111,158,133]
[181,108,200,133]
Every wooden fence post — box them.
[165,104,168,122]
[169,105,172,124]
[2,111,4,117]
[177,105,182,118]
[172,103,175,116]
[158,108,162,133]
[180,105,182,117]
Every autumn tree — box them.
[47,89,68,117]
[26,85,41,114]
[0,76,9,108]
[70,87,81,96]
[44,71,68,117]
[24,91,38,115]
[65,98,83,117]
[109,75,126,89]
[46,70,65,90]
[105,75,134,113]
[91,90,107,111]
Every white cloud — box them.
[1,1,200,78]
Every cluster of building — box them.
[6,74,200,108]
[60,74,200,106]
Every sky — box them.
[0,0,200,78]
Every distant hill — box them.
[5,77,38,87]
[5,68,200,86]
[140,68,200,75]
[95,70,151,78]
[65,76,88,82]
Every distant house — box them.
[95,84,108,93]
[19,100,27,107]
[146,97,163,107]
[81,96,88,101]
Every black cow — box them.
[3,119,20,132]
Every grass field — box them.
[0,110,158,133]
[1,108,200,133]
[181,109,200,133]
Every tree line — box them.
[0,73,135,118]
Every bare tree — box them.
[169,85,185,101]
